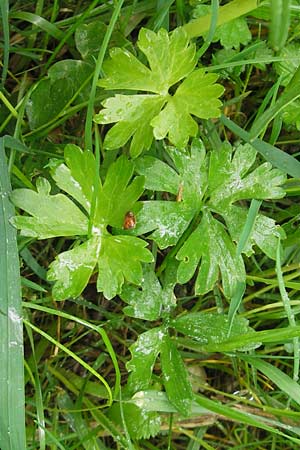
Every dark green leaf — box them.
[177,209,245,298]
[171,312,256,350]
[160,334,193,416]
[126,327,165,394]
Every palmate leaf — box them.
[223,205,285,260]
[126,327,165,394]
[133,139,207,248]
[208,143,286,208]
[120,262,177,320]
[11,147,152,300]
[171,312,258,351]
[176,209,245,298]
[94,27,223,156]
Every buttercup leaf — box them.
[11,147,150,300]
[11,177,88,238]
[208,143,286,208]
[47,236,101,300]
[96,235,153,300]
[151,70,224,148]
[160,334,193,416]
[126,327,165,394]
[177,209,245,298]
[95,27,223,156]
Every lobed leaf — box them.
[177,209,245,298]
[51,144,98,213]
[11,177,88,238]
[160,335,193,416]
[171,312,257,351]
[126,327,165,394]
[48,236,101,300]
[97,235,153,300]
[208,143,286,208]
[151,69,224,148]
[224,205,285,260]
[121,264,177,320]
[96,27,223,156]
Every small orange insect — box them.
[123,211,136,230]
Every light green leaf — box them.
[151,69,224,148]
[134,155,180,195]
[99,27,196,95]
[11,177,88,238]
[96,155,145,228]
[12,149,149,300]
[136,138,207,209]
[224,205,285,260]
[48,236,101,300]
[160,335,193,416]
[171,312,257,351]
[177,209,245,298]
[121,264,176,320]
[208,143,286,208]
[133,201,194,249]
[126,327,165,394]
[51,144,98,213]
[133,139,207,248]
[97,235,153,300]
[96,27,223,155]
[94,94,165,157]
[212,17,252,49]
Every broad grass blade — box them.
[0,139,26,450]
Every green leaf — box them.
[0,140,26,450]
[212,17,252,49]
[192,4,251,49]
[282,99,300,130]
[208,143,286,208]
[96,155,144,228]
[109,403,161,440]
[126,327,165,394]
[176,209,245,298]
[160,334,193,416]
[120,264,176,320]
[51,144,98,213]
[47,236,100,300]
[94,95,165,158]
[26,60,93,129]
[171,312,257,350]
[275,44,300,87]
[151,69,224,148]
[11,148,151,300]
[75,20,130,62]
[133,201,194,249]
[99,27,196,94]
[224,205,285,260]
[95,27,223,156]
[11,177,89,238]
[97,234,153,300]
[133,138,207,247]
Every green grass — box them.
[2,0,300,448]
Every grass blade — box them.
[0,0,9,87]
[0,138,26,450]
